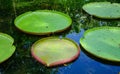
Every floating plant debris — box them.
[31,37,80,67]
[82,2,120,19]
[0,33,16,63]
[80,27,120,62]
[14,10,72,35]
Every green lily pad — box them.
[80,27,120,62]
[14,10,72,35]
[82,2,120,19]
[31,37,80,67]
[0,33,16,63]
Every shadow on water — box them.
[0,0,120,74]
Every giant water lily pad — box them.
[14,10,72,35]
[0,33,16,63]
[82,2,120,19]
[31,37,80,67]
[80,27,120,62]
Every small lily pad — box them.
[14,10,72,35]
[82,2,120,19]
[0,33,16,63]
[80,27,120,62]
[31,37,80,67]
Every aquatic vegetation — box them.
[0,0,120,73]
[31,37,80,67]
[80,27,120,62]
[0,33,16,63]
[14,10,72,35]
[82,2,120,19]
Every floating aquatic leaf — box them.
[14,10,72,35]
[31,37,80,67]
[0,33,16,63]
[82,2,120,19]
[80,27,120,62]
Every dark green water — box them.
[0,0,120,74]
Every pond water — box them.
[0,0,120,74]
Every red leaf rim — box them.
[31,37,80,67]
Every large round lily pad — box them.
[0,33,16,63]
[14,10,72,35]
[80,27,120,62]
[31,37,80,67]
[82,2,120,19]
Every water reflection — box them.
[57,28,120,74]
[0,0,120,74]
